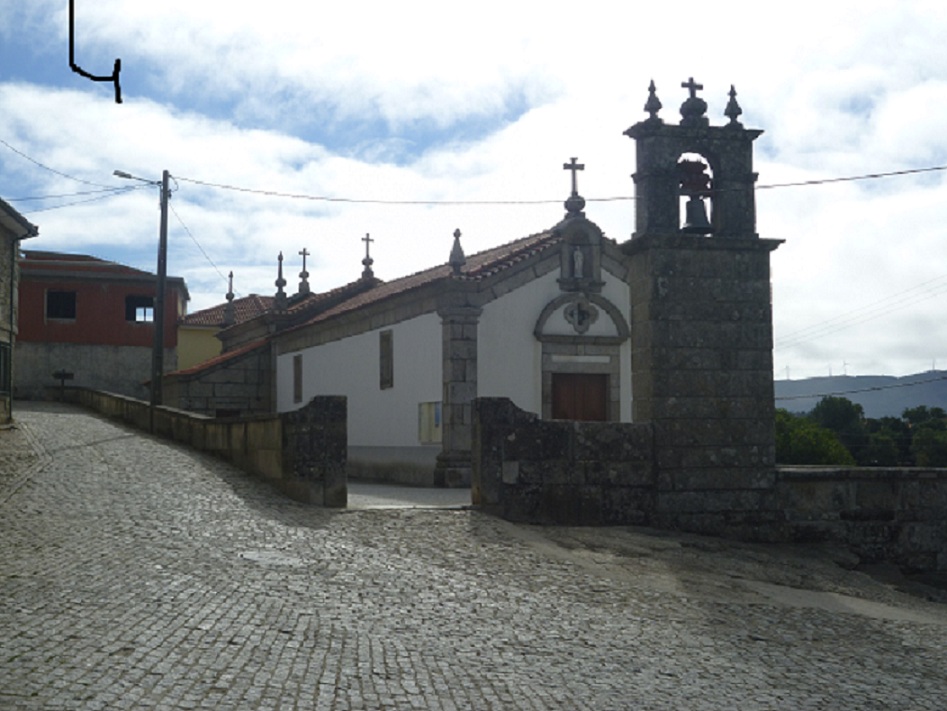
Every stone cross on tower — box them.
[298,247,311,295]
[563,157,586,216]
[681,76,703,97]
[361,233,374,279]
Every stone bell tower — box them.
[623,79,783,532]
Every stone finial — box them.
[298,247,311,294]
[679,76,709,127]
[274,251,287,310]
[449,229,466,275]
[725,84,743,127]
[361,233,375,279]
[644,79,662,122]
[563,157,586,217]
[223,271,235,326]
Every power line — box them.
[5,186,147,202]
[0,137,114,188]
[167,202,232,290]
[18,187,143,214]
[174,164,947,206]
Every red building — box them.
[16,251,188,400]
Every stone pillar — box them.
[435,304,482,487]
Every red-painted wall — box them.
[18,277,183,348]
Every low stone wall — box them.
[777,467,947,573]
[472,397,947,572]
[57,387,346,507]
[473,398,654,525]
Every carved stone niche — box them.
[556,220,605,293]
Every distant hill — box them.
[774,371,947,418]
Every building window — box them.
[0,342,10,395]
[379,330,393,390]
[418,401,442,444]
[293,354,303,404]
[46,290,76,320]
[125,295,154,322]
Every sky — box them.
[2,0,947,380]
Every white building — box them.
[272,193,632,486]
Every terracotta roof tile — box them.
[180,294,274,327]
[167,338,269,377]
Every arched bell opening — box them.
[677,153,714,235]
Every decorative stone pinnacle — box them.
[361,233,375,279]
[274,252,287,310]
[725,84,743,127]
[223,270,235,326]
[563,157,586,216]
[298,247,310,294]
[680,76,709,127]
[449,228,466,275]
[644,79,662,121]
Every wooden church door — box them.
[551,373,608,421]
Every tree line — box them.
[776,397,947,467]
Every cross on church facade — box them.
[682,77,703,98]
[563,157,584,196]
[298,247,310,272]
[362,233,374,259]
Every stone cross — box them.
[362,233,374,259]
[682,77,703,98]
[563,157,584,196]
[298,247,310,273]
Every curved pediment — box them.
[533,292,629,343]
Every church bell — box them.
[681,195,713,235]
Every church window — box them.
[379,330,393,389]
[46,290,76,320]
[292,354,303,404]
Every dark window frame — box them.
[46,290,77,320]
[379,330,393,390]
[125,295,155,323]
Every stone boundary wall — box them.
[53,387,346,507]
[472,398,947,572]
[777,467,947,573]
[472,397,654,525]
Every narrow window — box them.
[125,295,154,322]
[46,290,77,320]
[0,342,10,394]
[379,330,393,390]
[293,354,303,404]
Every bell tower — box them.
[623,79,783,532]
[626,78,761,239]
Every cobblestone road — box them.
[1,402,946,710]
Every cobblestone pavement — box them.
[1,402,946,710]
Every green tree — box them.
[808,396,868,464]
[776,409,856,465]
[911,427,947,467]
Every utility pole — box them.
[151,169,170,422]
[113,168,170,433]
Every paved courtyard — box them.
[1,402,946,710]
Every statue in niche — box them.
[572,246,584,278]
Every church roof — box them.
[180,294,274,328]
[289,229,561,331]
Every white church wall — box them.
[478,271,555,413]
[276,311,442,448]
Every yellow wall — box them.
[177,326,222,370]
